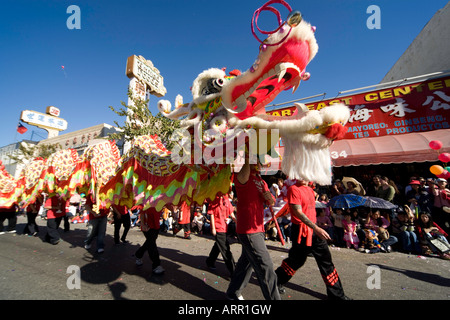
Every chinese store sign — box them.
[20,110,68,131]
[267,76,450,139]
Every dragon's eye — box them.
[213,79,224,89]
[202,78,224,96]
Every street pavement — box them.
[1,215,449,304]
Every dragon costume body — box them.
[0,1,350,214]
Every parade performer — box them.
[0,203,18,235]
[44,193,66,245]
[84,196,109,253]
[24,196,42,236]
[112,204,131,245]
[226,158,280,300]
[135,206,165,274]
[206,193,236,275]
[275,179,350,300]
[173,201,192,240]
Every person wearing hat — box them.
[429,178,450,232]
[343,177,366,196]
[406,180,431,215]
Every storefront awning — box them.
[240,129,450,175]
[329,128,450,167]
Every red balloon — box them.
[437,171,448,178]
[429,140,443,150]
[445,171,450,179]
[438,153,450,163]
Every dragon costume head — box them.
[158,1,350,185]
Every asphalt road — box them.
[1,215,449,307]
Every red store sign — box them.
[267,75,450,139]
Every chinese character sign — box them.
[267,76,450,139]
[20,110,68,131]
[126,55,167,98]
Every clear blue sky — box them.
[1,0,448,147]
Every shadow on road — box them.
[376,264,450,287]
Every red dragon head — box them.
[158,2,350,185]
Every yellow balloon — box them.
[430,165,444,175]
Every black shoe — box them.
[206,259,217,271]
[278,285,286,294]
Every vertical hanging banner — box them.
[267,75,450,139]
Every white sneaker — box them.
[7,230,16,234]
[84,244,91,249]
[97,248,104,253]
[135,258,143,266]
[226,293,245,300]
[152,265,165,274]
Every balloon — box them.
[430,165,444,175]
[437,171,448,179]
[438,153,450,163]
[445,171,450,179]
[429,140,443,150]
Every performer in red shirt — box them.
[0,204,18,234]
[275,179,350,300]
[24,197,42,236]
[172,201,192,239]
[206,194,236,275]
[134,206,165,274]
[84,196,109,253]
[44,193,66,245]
[226,160,280,300]
[111,204,130,244]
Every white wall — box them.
[381,2,450,83]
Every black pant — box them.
[206,232,236,275]
[24,212,39,235]
[275,223,346,299]
[114,213,130,243]
[0,211,17,232]
[45,217,63,244]
[173,223,190,238]
[64,215,70,232]
[135,229,160,269]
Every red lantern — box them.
[438,153,450,163]
[429,140,443,150]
